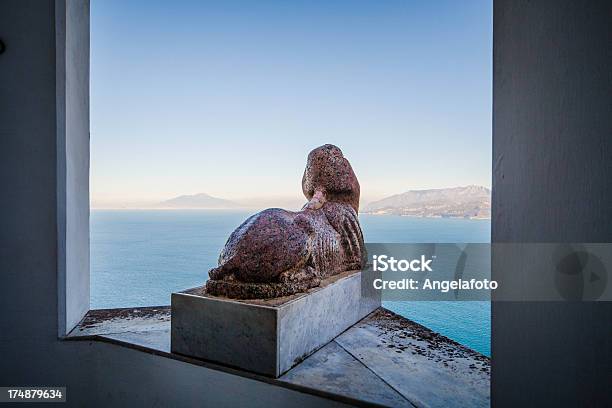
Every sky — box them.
[91,0,492,208]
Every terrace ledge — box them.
[67,306,490,407]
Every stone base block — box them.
[171,270,380,377]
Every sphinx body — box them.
[206,144,366,299]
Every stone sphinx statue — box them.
[206,144,366,299]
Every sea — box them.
[91,210,491,356]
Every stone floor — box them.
[69,307,490,407]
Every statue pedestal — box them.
[171,270,380,377]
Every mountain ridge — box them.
[156,193,240,209]
[363,185,490,219]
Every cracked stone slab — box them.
[335,309,490,408]
[280,340,415,408]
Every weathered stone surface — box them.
[334,309,490,408]
[206,144,365,299]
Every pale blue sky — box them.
[91,0,492,208]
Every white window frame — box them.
[56,0,90,336]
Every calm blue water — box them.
[91,210,491,356]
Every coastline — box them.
[362,212,491,221]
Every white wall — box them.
[56,0,91,337]
[0,1,348,406]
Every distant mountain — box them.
[363,185,490,219]
[157,193,241,209]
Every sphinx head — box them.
[302,144,360,213]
